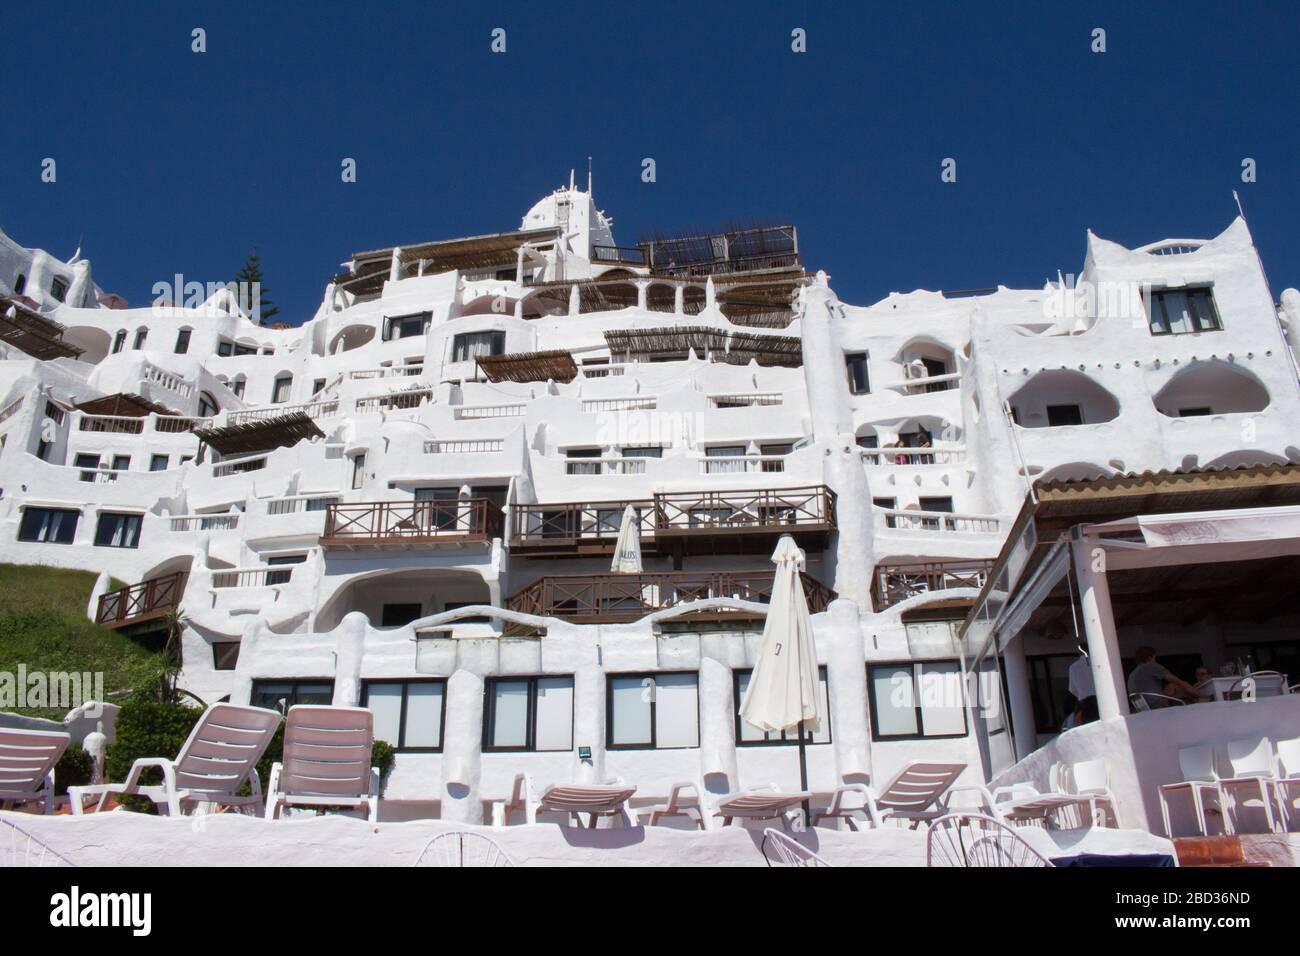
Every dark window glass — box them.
[1147,288,1222,335]
[381,603,422,627]
[150,454,169,471]
[452,330,505,361]
[250,680,334,713]
[18,507,79,543]
[213,643,241,671]
[94,512,142,548]
[845,352,870,394]
[1046,404,1083,426]
[174,329,191,354]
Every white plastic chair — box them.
[1050,758,1120,828]
[0,728,71,814]
[413,831,513,867]
[1158,744,1228,837]
[644,779,806,831]
[494,772,638,828]
[70,703,281,816]
[926,812,1054,867]
[761,828,833,867]
[1272,736,1300,830]
[1,817,75,867]
[265,706,380,822]
[1219,737,1279,834]
[814,762,966,830]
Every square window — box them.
[607,672,699,749]
[362,680,445,752]
[212,643,240,670]
[483,676,573,752]
[18,507,79,544]
[845,352,870,394]
[94,512,142,548]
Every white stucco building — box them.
[3,184,1299,830]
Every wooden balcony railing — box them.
[510,485,837,555]
[870,560,994,611]
[506,569,834,625]
[321,499,503,548]
[95,571,186,629]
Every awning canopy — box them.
[333,227,561,293]
[193,411,324,456]
[0,296,84,360]
[477,350,578,384]
[75,393,178,417]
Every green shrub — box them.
[104,700,203,813]
[54,745,94,796]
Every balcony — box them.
[95,572,186,630]
[509,485,836,557]
[871,560,994,611]
[321,499,503,550]
[505,569,834,627]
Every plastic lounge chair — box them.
[413,831,513,867]
[1217,737,1279,834]
[814,762,966,830]
[1158,744,1229,837]
[761,828,832,867]
[494,772,638,827]
[69,703,281,816]
[1050,758,1121,828]
[926,812,1055,867]
[0,728,71,814]
[265,706,380,822]
[644,780,807,831]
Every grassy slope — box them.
[0,564,166,719]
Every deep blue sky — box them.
[4,1,1298,323]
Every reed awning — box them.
[477,350,578,384]
[333,227,561,291]
[0,296,84,360]
[193,411,325,456]
[75,393,178,417]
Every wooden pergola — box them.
[0,296,84,360]
[75,393,179,417]
[477,349,579,384]
[193,411,324,457]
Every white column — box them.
[440,669,485,824]
[1071,534,1127,720]
[568,283,580,316]
[698,657,739,791]
[635,280,648,311]
[673,284,684,315]
[331,611,367,708]
[825,599,871,783]
[1001,636,1038,759]
[572,661,606,785]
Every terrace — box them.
[505,567,835,627]
[870,559,994,611]
[0,296,84,360]
[94,571,186,630]
[321,499,504,549]
[509,485,836,557]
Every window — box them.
[12,274,25,295]
[74,453,101,471]
[845,352,870,394]
[705,444,746,475]
[311,378,326,395]
[607,672,699,749]
[111,455,130,471]
[1147,287,1222,335]
[36,440,52,461]
[381,603,422,627]
[363,679,446,752]
[565,447,602,476]
[1046,404,1083,427]
[868,660,968,740]
[233,343,258,356]
[174,328,191,354]
[918,496,954,530]
[272,375,293,404]
[1179,407,1212,417]
[197,393,218,418]
[451,330,505,362]
[94,512,142,548]
[386,312,432,341]
[50,277,69,303]
[150,454,169,472]
[620,446,663,458]
[216,341,233,357]
[250,680,334,713]
[231,378,246,399]
[265,553,306,585]
[112,330,127,354]
[18,507,79,544]
[132,328,148,350]
[735,667,831,745]
[213,643,241,671]
[857,433,879,449]
[484,676,574,752]
[351,453,366,489]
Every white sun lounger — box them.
[814,762,966,829]
[0,728,71,814]
[494,772,638,827]
[69,703,281,816]
[265,706,380,822]
[645,780,809,831]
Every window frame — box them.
[845,351,870,395]
[451,330,506,363]
[385,311,432,341]
[1146,287,1223,336]
[250,679,336,713]
[361,678,448,753]
[212,642,240,671]
[174,328,191,354]
[867,658,970,741]
[734,666,832,747]
[271,375,293,404]
[17,506,80,544]
[93,511,143,549]
[605,670,701,751]
[482,675,576,754]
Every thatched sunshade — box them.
[604,326,729,359]
[193,411,324,457]
[333,227,561,291]
[0,296,84,360]
[75,393,179,417]
[477,350,578,384]
[722,332,803,367]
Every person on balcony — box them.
[1126,646,1208,708]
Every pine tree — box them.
[233,250,280,325]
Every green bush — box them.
[104,700,204,812]
[54,745,94,796]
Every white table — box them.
[1196,674,1288,701]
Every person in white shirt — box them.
[1068,651,1098,724]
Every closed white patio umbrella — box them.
[739,534,820,819]
[610,505,643,573]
